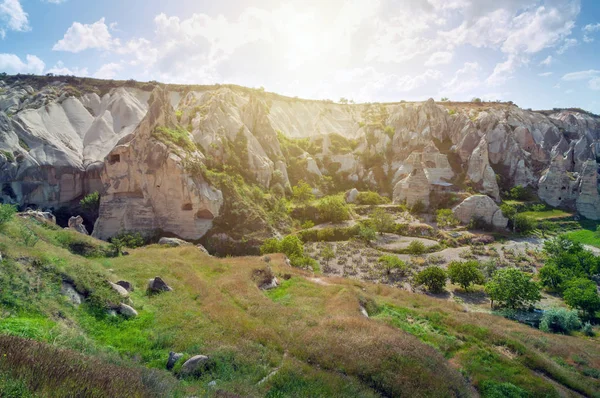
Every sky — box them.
[1,0,599,113]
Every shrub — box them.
[447,260,485,291]
[317,196,350,223]
[370,207,395,234]
[0,203,17,228]
[321,245,335,266]
[582,322,594,336]
[80,191,100,220]
[301,220,315,229]
[508,185,528,200]
[292,180,314,204]
[289,255,319,271]
[410,200,426,214]
[357,225,376,243]
[280,235,304,259]
[260,238,280,254]
[485,268,541,309]
[1,150,14,162]
[152,126,195,152]
[436,209,459,228]
[514,214,536,234]
[539,308,581,334]
[415,266,448,293]
[539,264,571,292]
[563,278,600,318]
[378,255,408,276]
[109,231,144,256]
[479,380,528,398]
[356,191,389,205]
[406,240,426,255]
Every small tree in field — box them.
[563,278,600,319]
[415,266,448,293]
[370,207,394,235]
[378,255,407,277]
[292,181,314,204]
[357,225,376,244]
[321,244,335,267]
[447,260,484,291]
[485,268,541,309]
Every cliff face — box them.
[1,76,600,240]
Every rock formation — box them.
[393,160,431,208]
[68,215,88,235]
[575,160,600,220]
[452,195,508,229]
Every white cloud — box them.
[443,62,482,94]
[562,70,600,81]
[538,72,553,77]
[424,51,453,67]
[45,60,88,76]
[0,0,29,39]
[556,38,578,54]
[565,89,574,94]
[43,0,67,3]
[53,18,116,52]
[94,62,121,79]
[539,55,553,66]
[583,22,600,43]
[589,78,600,91]
[486,55,525,86]
[0,53,44,73]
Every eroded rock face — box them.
[576,160,600,220]
[452,195,508,229]
[92,88,223,241]
[68,215,89,235]
[345,188,359,203]
[393,162,431,208]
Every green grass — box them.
[566,229,600,248]
[520,209,574,220]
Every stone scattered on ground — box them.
[180,355,210,377]
[166,351,184,371]
[116,280,134,292]
[345,188,359,203]
[60,281,84,306]
[260,277,279,290]
[196,244,210,255]
[109,281,129,298]
[20,210,56,224]
[118,303,138,318]
[158,237,192,247]
[68,215,89,235]
[147,276,173,294]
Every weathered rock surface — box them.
[109,281,129,298]
[60,281,84,306]
[393,161,431,208]
[576,160,600,220]
[118,303,138,318]
[452,195,508,229]
[147,276,173,294]
[68,215,89,235]
[167,352,183,371]
[345,188,359,203]
[158,237,192,247]
[116,280,134,292]
[20,210,56,224]
[180,355,210,377]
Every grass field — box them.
[520,209,575,220]
[0,214,599,396]
[566,229,600,249]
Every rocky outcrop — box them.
[180,355,210,377]
[158,237,192,247]
[393,161,431,208]
[538,150,579,208]
[345,188,359,203]
[452,195,508,229]
[576,160,600,220]
[20,210,56,224]
[92,88,223,240]
[68,215,89,235]
[118,303,138,318]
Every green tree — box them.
[321,244,335,267]
[415,266,448,293]
[80,191,100,221]
[357,225,376,244]
[0,203,17,228]
[260,238,281,254]
[280,235,304,259]
[370,207,394,234]
[378,255,407,276]
[485,268,541,309]
[508,185,528,200]
[539,307,581,334]
[447,260,485,291]
[406,240,426,255]
[539,264,572,292]
[317,196,350,223]
[514,213,536,234]
[441,97,449,102]
[436,209,459,228]
[292,180,314,204]
[563,278,600,318]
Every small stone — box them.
[166,351,183,371]
[118,303,138,318]
[60,281,84,306]
[147,276,173,294]
[116,281,134,292]
[180,355,210,377]
[196,244,210,255]
[345,188,359,203]
[208,381,217,387]
[109,281,129,298]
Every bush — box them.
[260,238,281,254]
[19,226,39,247]
[290,255,319,271]
[563,278,600,318]
[514,213,536,234]
[0,203,17,228]
[356,191,389,205]
[436,209,459,228]
[415,266,448,293]
[406,240,426,255]
[447,260,484,291]
[410,201,426,214]
[280,235,304,258]
[80,191,100,220]
[378,255,407,276]
[357,225,376,243]
[508,185,528,200]
[485,268,541,309]
[582,322,594,336]
[479,380,529,398]
[370,207,395,234]
[317,196,350,223]
[292,180,315,204]
[109,231,144,256]
[539,308,581,334]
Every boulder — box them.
[60,281,84,306]
[147,276,173,294]
[345,188,359,204]
[196,244,210,255]
[118,303,138,318]
[452,195,508,229]
[166,351,184,371]
[116,280,134,292]
[180,355,210,377]
[260,277,279,290]
[158,237,192,247]
[109,281,129,298]
[21,210,56,224]
[68,215,89,235]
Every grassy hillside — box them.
[1,214,599,397]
